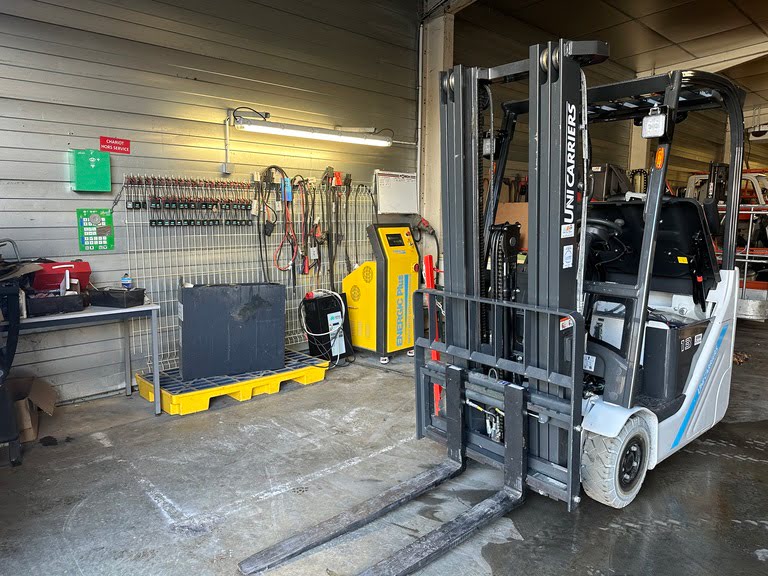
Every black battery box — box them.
[642,318,711,401]
[302,293,354,361]
[178,283,285,380]
[88,288,145,308]
[25,290,84,317]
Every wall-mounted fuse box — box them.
[69,149,112,192]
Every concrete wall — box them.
[0,0,418,402]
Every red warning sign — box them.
[99,136,131,154]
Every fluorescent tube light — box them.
[233,117,392,147]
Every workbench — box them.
[13,304,162,415]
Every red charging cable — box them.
[273,183,299,271]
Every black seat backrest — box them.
[588,197,719,296]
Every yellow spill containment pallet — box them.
[137,350,329,415]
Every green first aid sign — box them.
[77,208,114,252]
[69,149,112,192]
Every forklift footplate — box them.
[136,350,328,415]
[238,460,464,575]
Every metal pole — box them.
[743,208,754,299]
[123,318,132,396]
[617,71,683,408]
[151,308,161,415]
[576,70,590,315]
[416,24,424,216]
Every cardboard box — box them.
[11,380,57,443]
[495,202,529,250]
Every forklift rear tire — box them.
[581,416,651,509]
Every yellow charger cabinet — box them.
[342,224,419,363]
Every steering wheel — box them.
[585,217,624,234]
[583,218,625,255]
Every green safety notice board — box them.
[69,149,112,192]
[77,208,114,252]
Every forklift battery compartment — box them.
[642,317,710,400]
[589,306,711,402]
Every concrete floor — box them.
[1,324,768,576]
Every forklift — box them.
[239,39,744,575]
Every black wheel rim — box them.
[618,436,645,491]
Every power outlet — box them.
[309,246,319,260]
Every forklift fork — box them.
[238,367,526,576]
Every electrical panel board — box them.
[374,170,418,214]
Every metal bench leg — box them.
[151,308,161,415]
[123,319,132,396]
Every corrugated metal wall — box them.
[0,0,418,402]
[454,4,634,198]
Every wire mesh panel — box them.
[123,175,377,372]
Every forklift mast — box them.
[436,39,609,507]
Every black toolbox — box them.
[25,291,84,317]
[88,287,145,308]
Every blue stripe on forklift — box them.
[671,324,728,449]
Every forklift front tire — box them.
[581,416,651,509]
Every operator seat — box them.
[587,197,719,297]
[583,198,720,417]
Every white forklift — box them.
[239,40,744,575]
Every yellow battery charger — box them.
[342,224,419,363]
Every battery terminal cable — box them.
[260,165,301,295]
[412,215,440,264]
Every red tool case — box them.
[31,261,92,291]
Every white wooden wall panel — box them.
[0,0,418,402]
